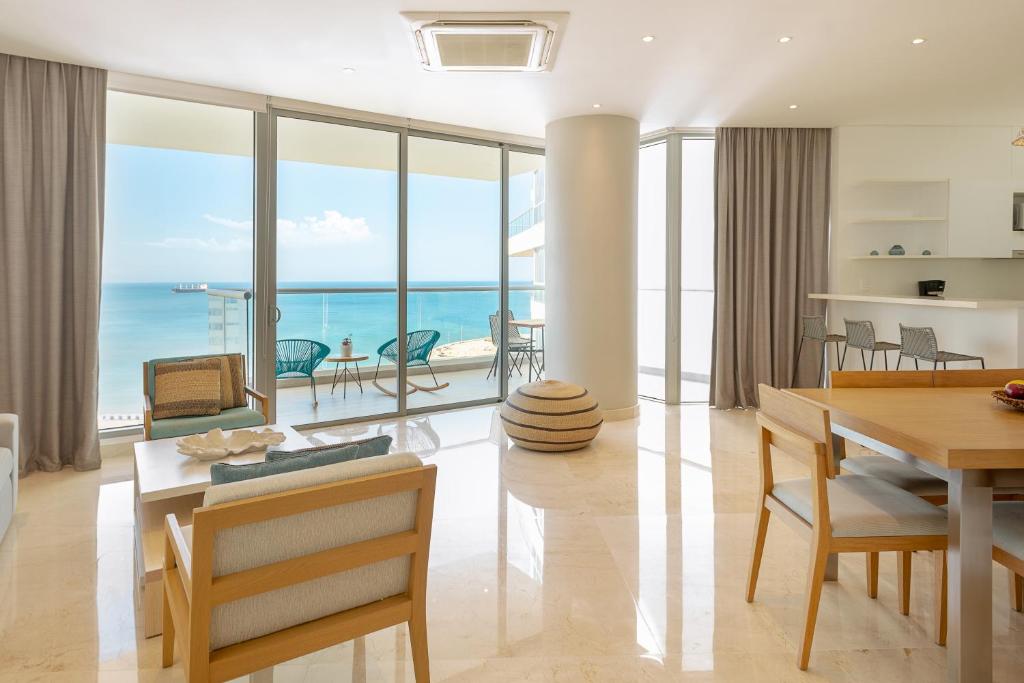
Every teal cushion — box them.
[210,442,363,485]
[149,407,266,440]
[266,434,392,462]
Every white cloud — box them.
[203,214,252,231]
[200,210,372,248]
[147,236,251,253]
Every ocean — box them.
[99,281,540,416]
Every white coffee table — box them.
[133,424,310,637]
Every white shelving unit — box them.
[845,179,950,258]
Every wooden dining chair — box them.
[746,384,948,670]
[162,454,437,683]
[992,502,1024,614]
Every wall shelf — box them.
[849,216,947,224]
[849,255,1020,261]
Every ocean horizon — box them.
[99,280,541,416]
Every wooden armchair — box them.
[162,453,436,683]
[142,354,268,440]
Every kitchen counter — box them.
[809,293,1024,310]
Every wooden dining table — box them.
[788,385,1024,683]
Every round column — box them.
[544,114,639,419]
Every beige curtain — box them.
[710,128,831,409]
[0,54,106,472]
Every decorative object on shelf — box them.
[341,335,353,356]
[500,379,603,452]
[1012,127,1024,147]
[176,427,286,460]
[870,250,880,256]
[888,244,906,256]
[992,389,1024,412]
[922,249,932,255]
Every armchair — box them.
[0,414,17,543]
[143,354,268,441]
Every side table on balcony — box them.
[326,354,369,398]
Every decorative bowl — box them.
[176,428,286,461]
[992,390,1024,412]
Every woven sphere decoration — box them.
[500,380,603,452]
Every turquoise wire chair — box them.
[275,339,330,406]
[373,330,448,396]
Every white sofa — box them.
[0,414,17,543]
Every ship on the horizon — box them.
[171,282,208,293]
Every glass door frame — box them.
[638,129,715,405]
[255,107,545,429]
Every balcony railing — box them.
[509,201,545,237]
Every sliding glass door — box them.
[272,114,400,425]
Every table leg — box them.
[353,361,363,393]
[539,326,545,377]
[946,470,993,683]
[528,328,535,382]
[330,362,341,395]
[342,362,348,399]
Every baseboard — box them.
[602,403,640,421]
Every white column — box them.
[544,114,639,419]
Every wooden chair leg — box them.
[897,551,912,616]
[409,604,430,682]
[798,538,830,671]
[865,552,879,599]
[1009,569,1024,613]
[934,551,947,646]
[746,503,771,602]
[161,583,175,667]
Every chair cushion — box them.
[210,442,369,485]
[266,434,392,462]
[200,452,423,650]
[0,447,11,481]
[993,502,1024,560]
[840,456,947,497]
[149,407,266,440]
[152,358,222,420]
[217,353,248,409]
[772,474,947,537]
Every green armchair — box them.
[142,354,268,441]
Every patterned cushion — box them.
[152,358,222,420]
[217,353,248,410]
[266,434,392,462]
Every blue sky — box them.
[103,144,536,283]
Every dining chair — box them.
[897,324,985,370]
[992,502,1024,614]
[162,453,437,683]
[746,384,948,669]
[843,319,901,371]
[792,315,846,387]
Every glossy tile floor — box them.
[3,400,1024,681]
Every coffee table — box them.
[133,424,310,637]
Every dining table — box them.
[787,385,1024,683]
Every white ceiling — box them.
[2,0,1023,137]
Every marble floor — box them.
[3,401,1024,681]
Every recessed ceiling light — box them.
[911,37,926,45]
[641,35,655,43]
[778,36,792,43]
[788,104,799,110]
[592,103,602,109]
[342,67,356,74]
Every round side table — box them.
[326,355,369,398]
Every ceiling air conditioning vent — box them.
[402,12,567,72]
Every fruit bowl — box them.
[992,390,1024,412]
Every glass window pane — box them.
[638,142,667,400]
[100,92,254,429]
[509,150,546,391]
[680,139,716,402]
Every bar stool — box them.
[897,324,985,370]
[843,319,900,370]
[793,315,846,387]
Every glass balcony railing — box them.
[509,201,545,237]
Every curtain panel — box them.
[710,127,831,409]
[0,54,106,471]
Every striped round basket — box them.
[500,380,603,452]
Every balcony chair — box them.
[161,452,437,683]
[792,315,846,387]
[486,312,532,380]
[843,319,900,371]
[897,324,985,370]
[373,330,448,398]
[746,384,947,670]
[143,354,268,441]
[275,339,331,407]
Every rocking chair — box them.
[372,330,449,397]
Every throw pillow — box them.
[217,353,248,409]
[210,442,365,485]
[152,358,222,420]
[265,434,392,462]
